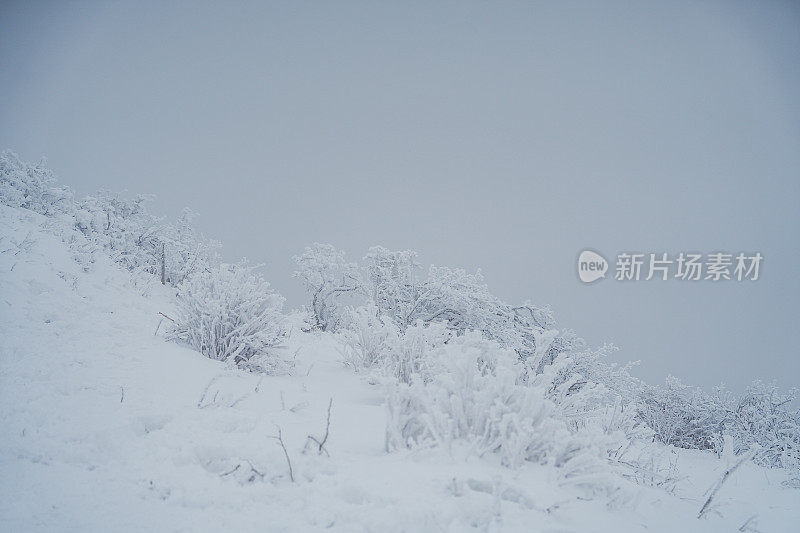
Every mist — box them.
[2,0,799,393]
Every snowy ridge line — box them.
[1,152,799,531]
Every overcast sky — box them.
[2,0,799,393]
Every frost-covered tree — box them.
[406,265,497,329]
[166,262,289,372]
[362,246,422,326]
[293,243,363,331]
[159,207,220,285]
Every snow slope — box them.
[1,204,798,532]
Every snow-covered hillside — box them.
[1,201,798,531]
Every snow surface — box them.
[1,203,798,532]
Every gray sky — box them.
[2,0,799,393]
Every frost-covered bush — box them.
[526,343,642,411]
[76,194,218,284]
[299,242,585,371]
[166,262,289,372]
[158,207,220,285]
[383,320,451,384]
[2,152,219,286]
[637,378,800,473]
[1,150,73,216]
[727,382,799,470]
[530,353,647,447]
[385,332,557,466]
[75,191,161,275]
[293,243,363,331]
[339,304,399,370]
[384,331,625,488]
[637,376,726,450]
[339,305,452,382]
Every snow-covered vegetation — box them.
[166,261,290,373]
[1,150,219,289]
[639,377,800,475]
[2,151,799,531]
[296,239,800,484]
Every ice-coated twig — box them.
[220,464,240,477]
[155,312,175,335]
[197,375,221,408]
[738,515,760,532]
[698,449,756,519]
[306,398,332,456]
[271,425,295,482]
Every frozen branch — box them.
[271,426,294,482]
[698,449,757,519]
[306,398,333,456]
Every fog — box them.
[2,0,799,392]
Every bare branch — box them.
[271,426,295,482]
[197,375,221,408]
[698,449,756,519]
[738,515,760,532]
[220,464,240,477]
[306,398,333,456]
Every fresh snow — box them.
[1,203,798,532]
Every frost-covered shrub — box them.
[727,382,799,470]
[2,152,218,287]
[158,207,220,285]
[75,191,161,275]
[339,304,399,370]
[385,332,559,467]
[637,378,800,472]
[76,194,218,284]
[166,262,289,372]
[527,343,641,410]
[298,242,585,371]
[384,331,623,482]
[383,320,451,384]
[293,243,363,331]
[532,357,638,436]
[339,307,450,382]
[614,446,681,494]
[1,150,73,216]
[637,376,726,450]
